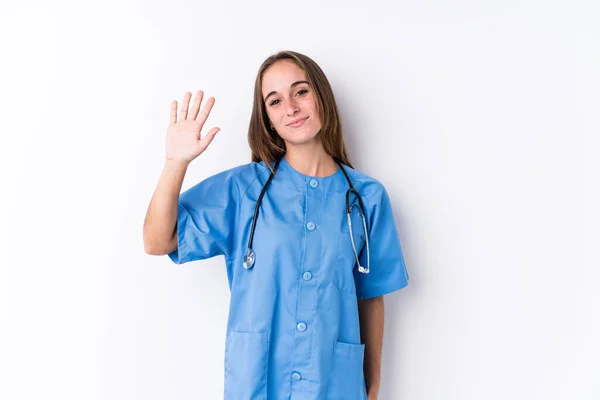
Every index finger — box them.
[197,97,216,126]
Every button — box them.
[302,271,312,281]
[306,222,316,231]
[292,372,302,381]
[309,179,319,188]
[297,322,307,332]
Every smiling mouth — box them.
[288,117,308,127]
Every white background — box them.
[0,0,597,399]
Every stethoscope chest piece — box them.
[243,248,256,269]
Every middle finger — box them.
[189,90,204,120]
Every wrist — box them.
[164,158,190,171]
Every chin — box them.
[281,130,320,147]
[280,123,321,146]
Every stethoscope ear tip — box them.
[358,265,370,274]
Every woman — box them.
[143,50,410,400]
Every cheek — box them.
[268,109,284,124]
[305,97,319,117]
[265,109,277,125]
[306,101,320,124]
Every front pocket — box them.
[334,232,366,293]
[326,341,367,399]
[224,331,269,400]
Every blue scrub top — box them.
[168,156,410,400]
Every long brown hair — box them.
[248,50,353,174]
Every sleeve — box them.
[167,170,240,265]
[354,185,410,300]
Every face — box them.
[261,60,322,146]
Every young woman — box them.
[143,50,410,400]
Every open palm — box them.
[165,90,220,164]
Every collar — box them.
[268,155,352,193]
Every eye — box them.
[268,89,309,107]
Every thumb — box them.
[196,127,221,153]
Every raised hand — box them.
[165,90,220,165]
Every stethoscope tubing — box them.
[243,156,370,273]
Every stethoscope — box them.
[242,156,371,274]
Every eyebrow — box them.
[263,80,310,103]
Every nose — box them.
[285,98,300,116]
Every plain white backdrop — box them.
[0,0,597,399]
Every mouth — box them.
[287,117,308,127]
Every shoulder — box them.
[186,161,270,199]
[343,165,399,225]
[342,164,389,200]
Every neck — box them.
[284,138,338,177]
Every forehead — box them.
[261,60,308,95]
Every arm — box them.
[143,159,189,255]
[358,295,384,399]
[143,90,220,255]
